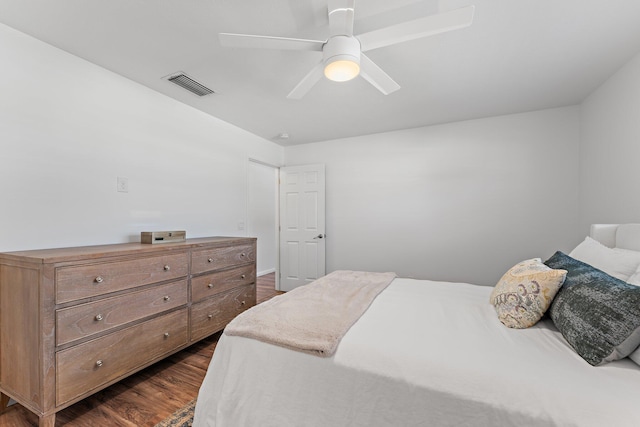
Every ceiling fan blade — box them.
[328,0,355,37]
[358,5,475,52]
[287,62,325,99]
[219,33,324,51]
[359,53,400,95]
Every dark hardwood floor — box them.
[0,273,281,427]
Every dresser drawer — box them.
[56,252,189,303]
[56,308,188,406]
[191,265,255,303]
[191,244,255,275]
[55,279,188,346]
[190,284,256,342]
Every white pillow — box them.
[569,236,640,281]
[631,346,640,366]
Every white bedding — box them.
[193,278,640,426]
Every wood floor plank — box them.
[0,404,39,427]
[0,273,281,427]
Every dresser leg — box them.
[39,413,55,427]
[0,393,10,412]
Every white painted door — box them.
[279,164,326,291]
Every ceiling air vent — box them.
[165,72,214,97]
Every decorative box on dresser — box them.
[0,236,256,427]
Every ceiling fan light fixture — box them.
[322,35,361,82]
[324,57,360,82]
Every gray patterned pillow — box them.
[544,251,640,366]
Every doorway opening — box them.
[247,159,279,288]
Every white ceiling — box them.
[2,0,640,146]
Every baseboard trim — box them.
[258,268,275,277]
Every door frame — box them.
[246,160,326,292]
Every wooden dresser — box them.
[0,237,256,427]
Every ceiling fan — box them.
[219,0,475,99]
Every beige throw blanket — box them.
[224,270,396,357]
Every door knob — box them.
[313,234,326,239]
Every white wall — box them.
[0,23,283,252]
[580,52,640,230]
[285,107,581,285]
[247,161,277,275]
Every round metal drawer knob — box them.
[241,274,246,279]
[241,300,246,306]
[95,314,103,321]
[207,314,213,319]
[240,253,246,257]
[163,265,170,271]
[207,283,214,289]
[207,258,213,263]
[95,360,103,367]
[163,296,170,301]
[94,276,104,284]
[164,332,170,338]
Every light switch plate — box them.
[117,176,129,193]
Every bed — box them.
[193,224,640,426]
